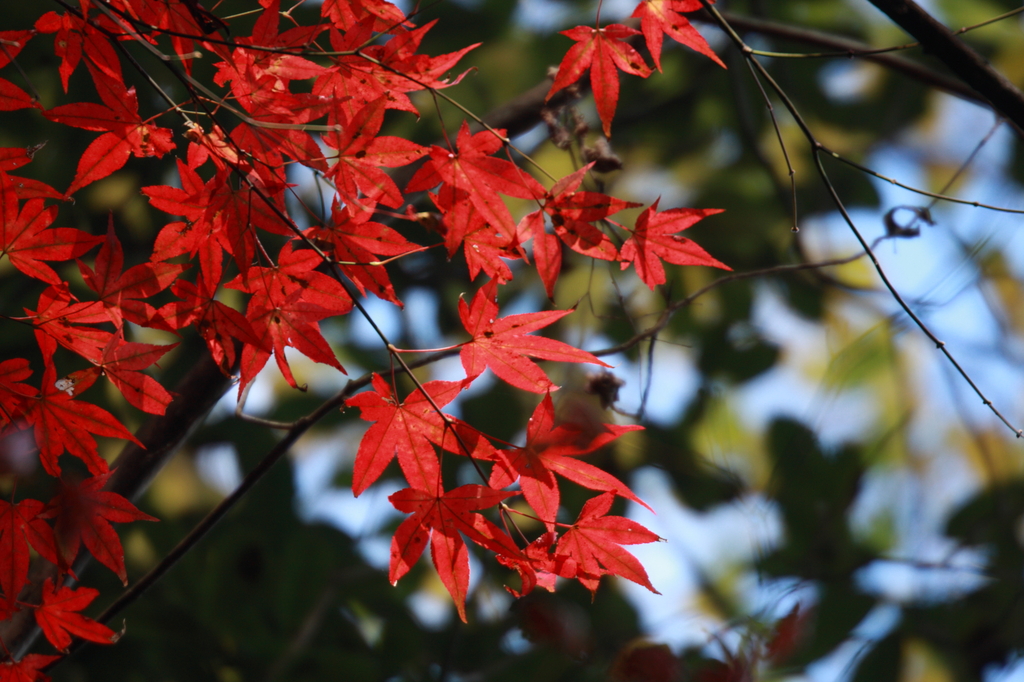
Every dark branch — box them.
[0,347,234,660]
[866,0,1024,135]
[708,10,985,105]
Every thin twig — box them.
[704,10,984,105]
[699,1,1023,438]
[866,0,1024,136]
[737,7,1024,60]
[826,150,1024,214]
[593,253,867,358]
[741,58,799,232]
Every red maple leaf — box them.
[519,164,640,297]
[0,171,103,286]
[546,24,652,137]
[631,0,726,71]
[5,175,62,202]
[40,472,158,585]
[204,172,294,277]
[230,113,329,182]
[0,498,58,609]
[406,121,545,237]
[124,0,220,73]
[82,331,177,415]
[0,31,33,71]
[489,394,647,528]
[143,160,221,283]
[315,200,418,261]
[34,578,118,652]
[0,358,33,425]
[0,653,61,682]
[375,19,480,92]
[142,160,205,224]
[147,163,294,284]
[0,30,37,113]
[618,199,729,289]
[314,20,415,120]
[0,78,35,113]
[181,122,253,175]
[424,185,525,285]
[227,242,351,393]
[158,272,261,375]
[224,0,326,86]
[77,216,186,330]
[495,531,576,598]
[322,0,408,32]
[208,3,329,179]
[346,374,477,495]
[35,9,122,94]
[43,80,175,196]
[555,492,661,595]
[22,364,140,476]
[0,145,41,172]
[388,484,517,622]
[323,96,427,209]
[304,200,419,306]
[314,18,477,121]
[24,284,112,365]
[235,291,342,395]
[227,241,354,316]
[458,280,610,393]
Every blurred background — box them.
[2,0,1024,680]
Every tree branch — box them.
[866,0,1024,134]
[701,0,1024,438]
[106,349,235,503]
[0,347,234,659]
[592,253,867,358]
[708,10,985,105]
[475,9,992,139]
[15,3,1017,662]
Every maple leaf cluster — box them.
[547,0,726,137]
[0,0,732,673]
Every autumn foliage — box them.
[0,0,731,676]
